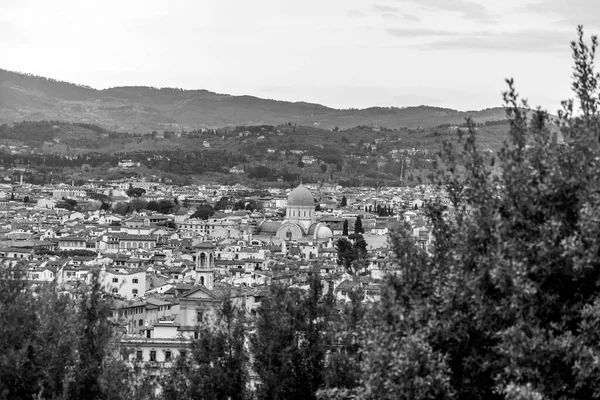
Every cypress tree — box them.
[354,216,364,234]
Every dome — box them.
[307,223,333,241]
[257,220,283,234]
[287,184,314,207]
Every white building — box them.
[101,267,146,299]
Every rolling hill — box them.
[0,69,509,132]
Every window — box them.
[132,289,138,296]
[180,350,187,359]
[139,319,144,327]
[136,350,143,361]
[112,277,118,283]
[132,278,138,284]
[194,331,199,340]
[165,351,172,361]
[197,311,203,323]
[146,330,151,338]
[150,351,156,362]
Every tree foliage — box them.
[251,276,330,400]
[349,26,600,400]
[335,235,368,275]
[0,270,128,400]
[353,216,364,234]
[191,204,215,220]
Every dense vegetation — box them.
[0,109,507,188]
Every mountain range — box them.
[0,69,508,132]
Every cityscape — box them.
[3,1,600,399]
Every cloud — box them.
[521,0,600,27]
[385,26,572,53]
[371,4,400,13]
[346,9,365,17]
[423,29,573,53]
[381,12,401,20]
[403,13,420,22]
[386,27,461,38]
[389,0,495,23]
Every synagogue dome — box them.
[287,184,314,207]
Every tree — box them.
[23,196,29,203]
[214,196,230,211]
[251,276,328,400]
[0,270,78,399]
[320,286,366,398]
[353,215,364,234]
[335,234,368,275]
[340,196,347,207]
[342,219,349,236]
[126,187,146,198]
[157,200,175,214]
[321,164,328,173]
[351,26,600,399]
[129,198,148,212]
[0,270,129,400]
[146,200,160,212]
[113,202,130,216]
[191,204,215,220]
[67,272,114,400]
[65,198,77,208]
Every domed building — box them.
[255,184,333,243]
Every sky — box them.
[2,0,599,111]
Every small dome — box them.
[308,223,333,241]
[287,184,314,207]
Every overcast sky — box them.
[2,0,598,111]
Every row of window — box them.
[136,349,182,362]
[59,242,85,247]
[112,287,139,296]
[112,277,139,283]
[118,307,144,317]
[288,210,312,217]
[120,242,154,249]
[180,225,216,230]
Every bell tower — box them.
[192,241,215,290]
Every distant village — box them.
[0,175,449,382]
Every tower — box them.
[192,242,215,290]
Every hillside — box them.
[0,120,510,188]
[0,69,508,132]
